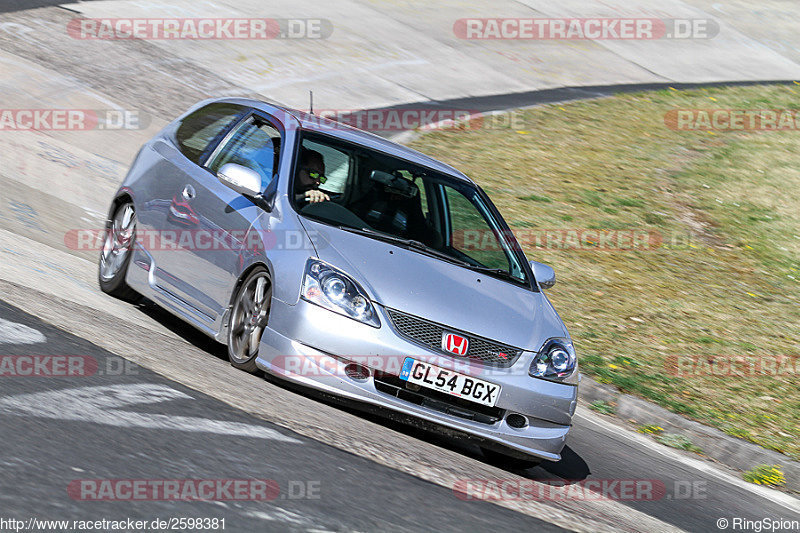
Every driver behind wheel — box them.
[295,149,330,204]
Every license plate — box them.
[399,358,501,407]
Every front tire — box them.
[98,201,139,302]
[227,268,272,373]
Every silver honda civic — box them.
[99,98,578,467]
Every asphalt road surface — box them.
[0,0,87,13]
[0,299,566,532]
[1,291,798,533]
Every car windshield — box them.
[291,132,528,284]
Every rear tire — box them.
[98,201,140,302]
[481,447,543,470]
[227,268,272,373]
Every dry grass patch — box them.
[410,84,800,458]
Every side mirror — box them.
[217,163,262,198]
[530,261,556,289]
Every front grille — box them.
[374,372,504,425]
[385,308,522,367]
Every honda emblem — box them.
[442,332,469,356]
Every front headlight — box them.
[301,259,380,327]
[529,339,577,384]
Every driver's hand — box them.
[305,189,330,203]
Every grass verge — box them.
[743,464,786,487]
[410,84,800,459]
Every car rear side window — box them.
[175,103,243,164]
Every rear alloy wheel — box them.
[228,269,272,373]
[98,201,139,302]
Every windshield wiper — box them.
[464,265,517,280]
[337,226,518,281]
[337,225,409,245]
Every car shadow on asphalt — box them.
[132,296,591,483]
[134,298,231,359]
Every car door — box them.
[138,103,247,321]
[159,111,284,320]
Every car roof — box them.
[210,97,475,185]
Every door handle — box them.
[181,184,196,201]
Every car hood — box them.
[300,217,568,351]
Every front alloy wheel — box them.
[228,269,272,373]
[98,201,139,301]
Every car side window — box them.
[175,103,243,165]
[444,186,513,273]
[301,139,350,194]
[398,170,430,218]
[206,116,282,191]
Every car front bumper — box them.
[255,297,577,461]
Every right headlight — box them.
[301,259,380,328]
[529,338,577,384]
